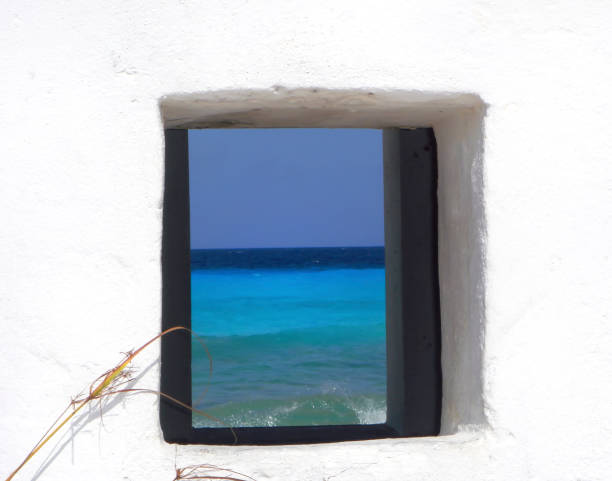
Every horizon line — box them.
[190,245,385,250]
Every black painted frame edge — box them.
[161,129,193,443]
[397,128,442,436]
[160,127,441,445]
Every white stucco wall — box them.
[1,1,611,481]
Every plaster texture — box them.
[1,1,611,481]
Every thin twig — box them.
[4,326,213,481]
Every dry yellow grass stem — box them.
[4,326,221,481]
[174,464,256,481]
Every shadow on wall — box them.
[18,360,156,481]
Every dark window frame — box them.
[160,128,441,445]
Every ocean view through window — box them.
[188,129,386,428]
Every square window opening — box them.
[189,129,387,430]
[161,126,442,444]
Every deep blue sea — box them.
[190,247,386,427]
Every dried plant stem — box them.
[4,326,199,481]
[174,464,256,481]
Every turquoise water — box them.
[191,247,386,427]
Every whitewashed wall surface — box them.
[1,1,611,481]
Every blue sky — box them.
[188,129,383,249]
